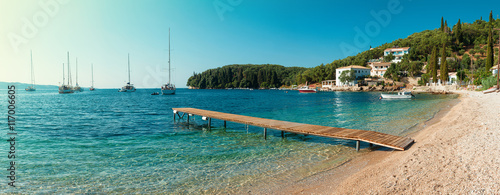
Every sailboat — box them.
[119,53,136,92]
[89,63,95,91]
[161,28,176,95]
[59,52,74,94]
[25,50,36,91]
[73,58,83,92]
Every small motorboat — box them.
[151,92,159,95]
[298,86,317,93]
[483,87,498,94]
[380,91,414,99]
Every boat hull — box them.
[119,85,136,92]
[299,89,317,93]
[74,87,84,92]
[59,85,74,94]
[483,87,498,94]
[380,94,412,99]
[118,89,136,92]
[25,87,36,91]
[161,89,175,95]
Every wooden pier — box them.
[172,108,414,151]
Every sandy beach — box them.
[259,91,500,194]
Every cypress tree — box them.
[490,10,494,25]
[454,19,462,44]
[440,17,444,32]
[486,27,494,71]
[444,20,448,33]
[431,47,438,83]
[440,44,449,84]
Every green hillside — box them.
[188,12,500,89]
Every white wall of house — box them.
[336,67,371,86]
[369,63,391,77]
[384,47,410,63]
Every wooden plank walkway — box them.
[172,108,414,151]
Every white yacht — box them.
[119,54,136,92]
[90,63,95,91]
[59,52,74,94]
[73,58,83,92]
[161,28,176,95]
[25,50,36,91]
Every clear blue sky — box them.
[1,0,499,88]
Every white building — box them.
[321,80,335,88]
[491,65,499,75]
[448,72,457,85]
[368,62,391,77]
[384,47,410,63]
[335,65,371,86]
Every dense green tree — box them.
[486,27,494,71]
[339,70,355,85]
[444,20,449,33]
[454,19,462,44]
[441,17,444,32]
[489,10,494,26]
[384,63,401,81]
[431,47,438,83]
[384,53,395,62]
[187,64,307,89]
[440,44,449,84]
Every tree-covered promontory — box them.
[187,64,307,89]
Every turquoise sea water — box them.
[0,88,457,193]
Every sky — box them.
[1,0,499,88]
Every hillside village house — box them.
[335,65,371,86]
[491,65,499,75]
[430,72,460,85]
[368,62,391,77]
[384,47,410,63]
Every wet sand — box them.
[257,91,500,194]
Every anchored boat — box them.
[119,54,136,92]
[380,91,414,99]
[298,86,317,93]
[25,50,36,91]
[90,63,95,91]
[161,28,176,95]
[59,52,75,94]
[73,58,83,92]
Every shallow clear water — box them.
[0,88,457,193]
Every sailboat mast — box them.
[30,50,35,87]
[67,52,71,86]
[76,58,79,85]
[91,63,94,87]
[128,53,131,84]
[169,28,171,84]
[63,63,65,85]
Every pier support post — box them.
[264,128,267,140]
[187,114,190,124]
[208,118,211,130]
[281,131,284,138]
[356,140,360,152]
[224,121,226,128]
[173,113,176,121]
